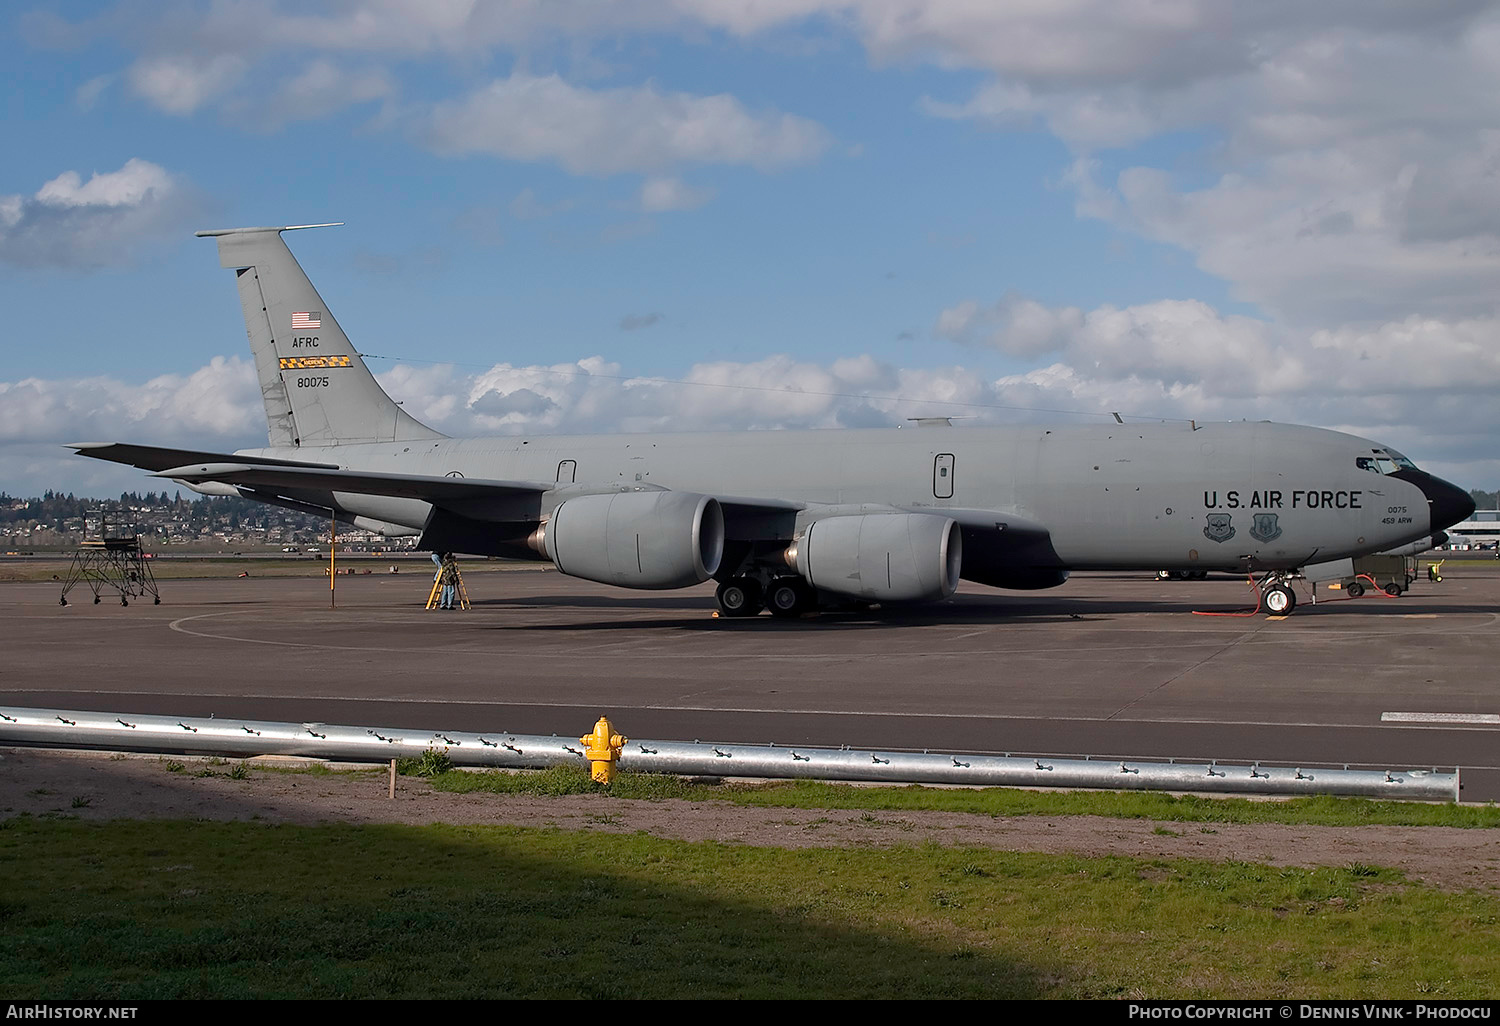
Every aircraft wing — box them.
[69,442,341,473]
[73,441,811,525]
[71,442,553,521]
[152,461,556,521]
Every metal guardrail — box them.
[0,705,1461,801]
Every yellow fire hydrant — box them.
[580,716,627,784]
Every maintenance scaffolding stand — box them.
[60,510,160,607]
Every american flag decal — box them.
[291,311,322,330]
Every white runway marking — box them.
[1381,712,1500,725]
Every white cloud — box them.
[420,73,830,175]
[639,176,715,212]
[126,54,248,115]
[74,74,113,110]
[36,167,156,209]
[0,159,199,268]
[931,291,1500,476]
[890,3,1500,332]
[232,60,395,130]
[1079,137,1500,325]
[469,386,557,419]
[0,357,263,447]
[936,295,1085,359]
[943,293,1500,400]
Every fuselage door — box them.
[933,453,955,499]
[557,460,576,484]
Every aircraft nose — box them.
[1391,469,1476,532]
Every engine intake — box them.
[794,513,961,602]
[544,491,724,590]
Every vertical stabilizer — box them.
[196,225,444,447]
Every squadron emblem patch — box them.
[1250,513,1283,543]
[1203,513,1235,543]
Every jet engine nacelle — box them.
[794,513,962,601]
[545,491,724,590]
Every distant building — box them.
[1445,510,1500,549]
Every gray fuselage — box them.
[242,418,1438,575]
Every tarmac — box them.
[3,562,1498,800]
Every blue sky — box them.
[3,1,1499,497]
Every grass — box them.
[425,765,1500,829]
[0,816,1494,999]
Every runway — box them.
[4,564,1499,799]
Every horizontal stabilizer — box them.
[194,224,343,238]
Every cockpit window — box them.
[1382,448,1417,470]
[1358,450,1418,474]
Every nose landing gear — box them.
[1261,582,1297,614]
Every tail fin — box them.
[197,224,444,448]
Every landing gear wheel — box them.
[1262,584,1296,615]
[1347,581,1365,598]
[715,578,763,617]
[93,595,100,605]
[766,578,815,618]
[1384,582,1404,597]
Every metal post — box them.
[329,513,336,608]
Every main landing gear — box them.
[715,575,818,619]
[764,577,816,618]
[714,577,762,618]
[1157,569,1208,580]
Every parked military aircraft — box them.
[72,225,1475,617]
